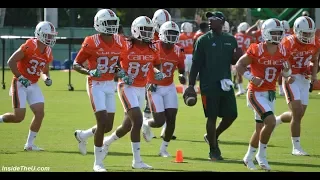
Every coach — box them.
[183,11,243,160]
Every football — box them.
[184,94,197,106]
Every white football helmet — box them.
[181,22,193,33]
[261,18,285,44]
[152,9,172,33]
[159,21,180,44]
[222,21,230,33]
[257,20,265,30]
[281,20,290,33]
[293,16,316,44]
[34,21,58,47]
[237,22,250,33]
[94,9,119,34]
[131,16,155,42]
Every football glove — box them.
[117,69,126,78]
[44,78,52,86]
[154,72,166,80]
[147,83,157,92]
[178,74,186,85]
[18,75,31,88]
[88,69,101,77]
[122,74,134,85]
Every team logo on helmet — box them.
[145,17,151,24]
[49,22,55,32]
[171,22,176,28]
[108,10,115,17]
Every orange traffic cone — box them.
[174,150,184,163]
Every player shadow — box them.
[51,150,138,157]
[0,151,17,155]
[309,95,320,99]
[49,150,173,158]
[309,154,320,159]
[47,89,87,92]
[268,161,320,168]
[154,168,213,172]
[219,140,282,148]
[184,156,320,169]
[174,139,281,148]
[114,166,192,172]
[49,150,94,155]
[183,156,247,166]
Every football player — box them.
[275,16,320,156]
[178,22,195,93]
[73,9,123,172]
[277,20,292,96]
[102,16,165,170]
[143,9,177,140]
[236,18,291,171]
[142,21,186,157]
[0,21,57,151]
[234,22,254,96]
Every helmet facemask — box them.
[35,29,57,47]
[263,29,284,45]
[135,26,155,42]
[94,18,119,35]
[295,30,315,44]
[160,30,179,44]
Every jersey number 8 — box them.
[265,67,277,83]
[97,56,119,74]
[128,62,150,77]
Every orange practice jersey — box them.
[153,32,160,41]
[282,35,320,75]
[316,29,320,38]
[254,30,263,43]
[147,42,185,86]
[234,32,254,53]
[284,31,292,37]
[74,34,123,81]
[193,31,205,42]
[177,32,195,54]
[246,43,289,91]
[17,38,53,83]
[120,42,160,87]
[118,33,127,42]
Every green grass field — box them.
[0,70,320,172]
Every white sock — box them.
[292,137,301,149]
[143,119,150,127]
[275,116,283,127]
[26,130,37,146]
[160,122,167,137]
[238,83,245,92]
[0,115,3,123]
[105,131,119,144]
[80,126,96,140]
[183,85,187,94]
[279,85,283,93]
[257,141,267,158]
[160,140,169,152]
[114,81,118,91]
[244,145,257,160]
[94,146,105,165]
[194,86,198,93]
[131,142,142,163]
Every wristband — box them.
[243,71,255,81]
[282,69,292,78]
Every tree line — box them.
[3,8,286,28]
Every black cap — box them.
[206,11,226,22]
